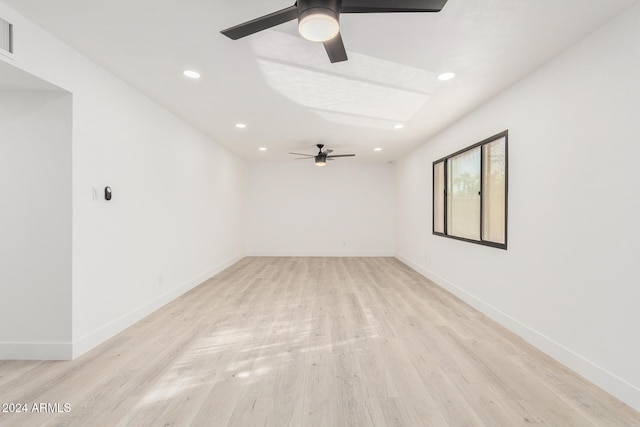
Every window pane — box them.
[447,147,481,240]
[433,161,445,233]
[482,138,506,244]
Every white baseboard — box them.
[245,252,395,257]
[0,341,72,360]
[71,255,244,359]
[395,254,640,413]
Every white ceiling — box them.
[3,0,637,162]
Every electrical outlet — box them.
[158,275,164,286]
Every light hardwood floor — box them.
[1,257,639,426]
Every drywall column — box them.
[0,91,72,359]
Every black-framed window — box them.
[433,130,508,249]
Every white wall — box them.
[396,4,640,411]
[246,161,394,256]
[0,2,245,359]
[0,91,72,359]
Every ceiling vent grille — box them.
[0,17,13,54]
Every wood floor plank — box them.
[0,257,638,426]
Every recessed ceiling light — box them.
[183,70,201,79]
[374,148,382,152]
[258,147,267,151]
[235,123,247,129]
[393,124,404,129]
[437,72,456,81]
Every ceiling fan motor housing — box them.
[298,0,340,20]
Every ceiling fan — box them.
[289,144,355,166]
[221,0,448,63]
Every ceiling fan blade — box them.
[221,5,298,40]
[327,154,356,158]
[323,33,348,63]
[288,152,314,156]
[340,0,447,13]
[294,157,315,160]
[325,149,334,154]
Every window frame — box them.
[432,130,508,250]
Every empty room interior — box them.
[1,0,640,425]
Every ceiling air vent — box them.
[0,17,13,54]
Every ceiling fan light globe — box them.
[298,10,339,42]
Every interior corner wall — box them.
[0,2,245,360]
[245,161,395,256]
[0,91,72,360]
[395,4,640,411]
